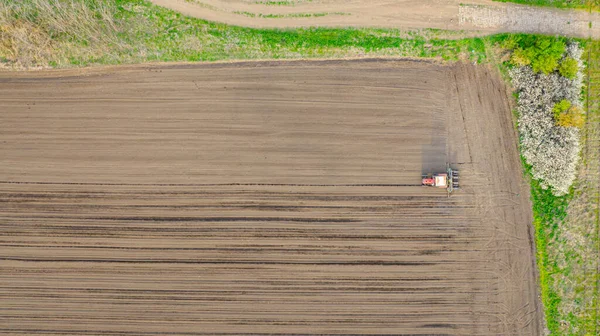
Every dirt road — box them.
[148,0,600,38]
[0,60,541,335]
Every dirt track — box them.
[148,0,600,38]
[0,60,541,335]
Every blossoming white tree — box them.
[509,43,584,195]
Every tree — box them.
[536,38,565,62]
[554,103,585,128]
[556,111,585,128]
[511,48,532,66]
[552,99,571,118]
[532,54,559,75]
[558,57,578,79]
[505,36,566,74]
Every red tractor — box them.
[422,166,459,193]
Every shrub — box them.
[532,53,560,74]
[551,100,585,128]
[511,48,532,66]
[552,99,571,117]
[558,57,578,79]
[556,111,585,128]
[504,35,566,74]
[501,35,519,50]
[556,105,585,128]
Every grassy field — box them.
[524,40,600,336]
[0,0,487,69]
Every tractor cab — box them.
[421,174,447,188]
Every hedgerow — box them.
[508,41,584,195]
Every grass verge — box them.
[493,0,599,10]
[528,165,571,335]
[0,0,487,69]
[518,39,599,336]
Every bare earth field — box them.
[0,60,541,335]
[149,0,600,38]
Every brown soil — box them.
[148,0,600,38]
[0,60,542,335]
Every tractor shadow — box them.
[421,125,447,174]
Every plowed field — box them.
[0,60,542,335]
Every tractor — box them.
[422,165,459,194]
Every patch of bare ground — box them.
[0,60,541,335]
[149,0,600,38]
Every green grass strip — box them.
[527,165,570,335]
[492,0,596,10]
[111,0,487,64]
